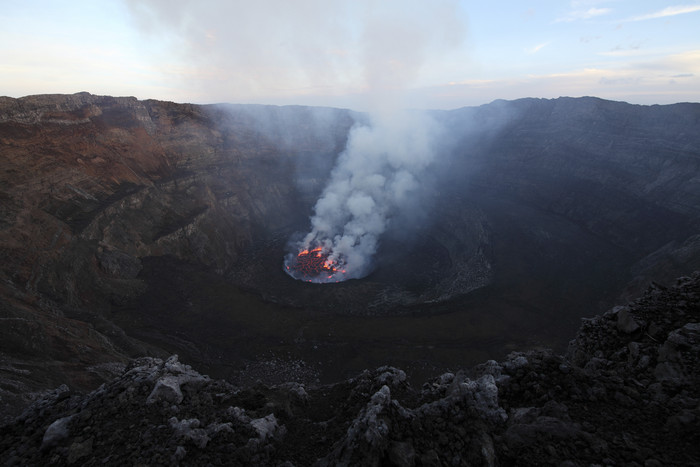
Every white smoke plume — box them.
[285,111,441,282]
[125,0,465,282]
[125,0,465,108]
[281,1,463,282]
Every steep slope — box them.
[0,93,355,418]
[441,97,700,294]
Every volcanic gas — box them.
[285,246,347,283]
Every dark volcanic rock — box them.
[2,273,698,466]
[2,92,700,430]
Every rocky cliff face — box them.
[1,93,699,427]
[1,272,698,465]
[440,97,700,296]
[0,93,355,418]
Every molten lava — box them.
[285,246,347,282]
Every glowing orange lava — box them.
[286,246,346,281]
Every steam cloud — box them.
[277,0,463,282]
[125,1,464,107]
[126,0,465,282]
[285,111,441,282]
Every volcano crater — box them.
[228,207,493,315]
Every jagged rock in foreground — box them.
[2,273,698,466]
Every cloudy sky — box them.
[1,0,699,110]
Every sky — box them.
[1,0,699,110]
